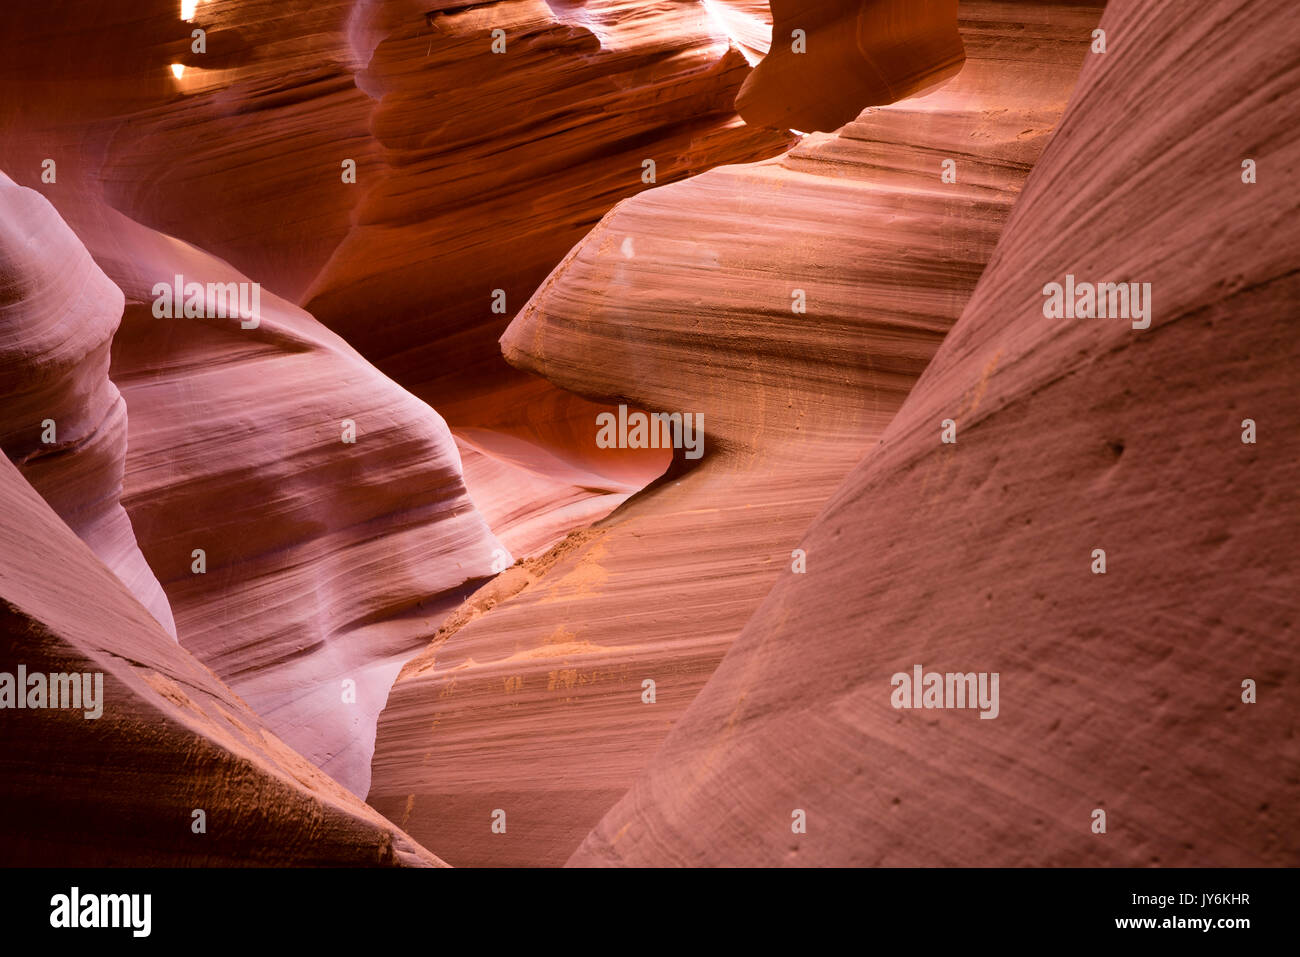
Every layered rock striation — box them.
[368,0,1103,866]
[0,173,176,638]
[0,450,443,866]
[573,0,1300,866]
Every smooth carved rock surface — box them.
[0,0,787,688]
[456,420,669,561]
[0,1,522,799]
[3,0,1284,874]
[100,205,508,799]
[0,0,378,306]
[737,0,967,132]
[367,1,1102,867]
[0,163,510,797]
[0,452,443,866]
[0,174,176,639]
[572,0,1300,866]
[292,0,796,545]
[445,374,672,560]
[302,0,795,424]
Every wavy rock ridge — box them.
[303,0,795,418]
[0,173,176,639]
[0,450,442,866]
[104,205,508,798]
[1,163,510,798]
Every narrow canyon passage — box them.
[1,0,1292,877]
[366,1,1102,865]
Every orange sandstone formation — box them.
[573,0,1300,866]
[301,0,795,421]
[0,3,797,799]
[367,1,1102,866]
[0,451,443,866]
[295,0,796,544]
[2,0,1289,873]
[737,0,966,132]
[103,203,508,798]
[0,168,510,798]
[0,1,789,578]
[0,174,176,639]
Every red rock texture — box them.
[737,0,967,132]
[0,8,796,791]
[1,124,514,801]
[300,0,796,422]
[0,174,176,639]
[0,0,788,849]
[0,2,524,798]
[294,0,797,546]
[0,0,788,568]
[86,196,508,798]
[367,0,1102,866]
[571,0,1300,866]
[0,450,443,866]
[0,0,374,304]
[2,0,1291,872]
